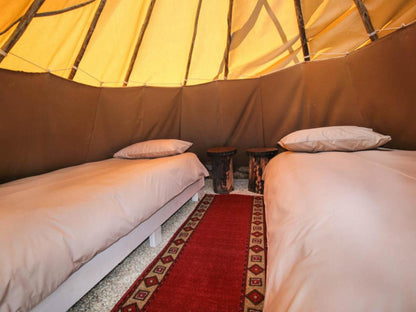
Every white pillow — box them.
[278,126,391,152]
[114,139,193,159]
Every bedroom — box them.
[0,0,415,311]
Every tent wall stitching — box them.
[68,0,107,80]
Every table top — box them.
[246,147,278,156]
[207,146,237,157]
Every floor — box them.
[69,178,256,312]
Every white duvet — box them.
[263,149,416,312]
[0,153,208,312]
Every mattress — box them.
[263,149,416,312]
[0,153,208,312]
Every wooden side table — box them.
[207,147,237,194]
[246,147,278,194]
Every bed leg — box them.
[191,193,199,202]
[149,226,162,247]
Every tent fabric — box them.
[0,0,415,87]
[0,23,415,183]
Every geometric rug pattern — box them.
[111,194,266,312]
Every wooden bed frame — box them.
[31,177,204,312]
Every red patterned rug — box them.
[111,194,266,312]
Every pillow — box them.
[278,126,391,152]
[114,139,193,159]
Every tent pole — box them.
[353,0,378,41]
[0,0,45,64]
[294,0,310,61]
[184,0,203,86]
[224,0,234,79]
[36,0,96,17]
[68,0,107,80]
[0,0,96,37]
[123,0,156,87]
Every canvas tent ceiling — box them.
[0,0,415,87]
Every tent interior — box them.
[0,0,416,311]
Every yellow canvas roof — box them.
[0,0,415,87]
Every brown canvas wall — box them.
[0,73,100,182]
[347,26,416,149]
[86,87,143,161]
[0,23,415,183]
[85,86,184,162]
[182,79,264,166]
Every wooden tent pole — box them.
[36,0,96,17]
[123,0,156,87]
[294,0,310,61]
[353,0,378,41]
[68,0,107,80]
[184,0,203,86]
[224,0,234,79]
[0,0,96,37]
[0,0,45,64]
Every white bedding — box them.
[263,149,416,312]
[0,153,208,312]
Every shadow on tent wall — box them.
[0,23,415,183]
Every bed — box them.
[0,152,208,312]
[263,148,416,311]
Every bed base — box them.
[31,178,204,312]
